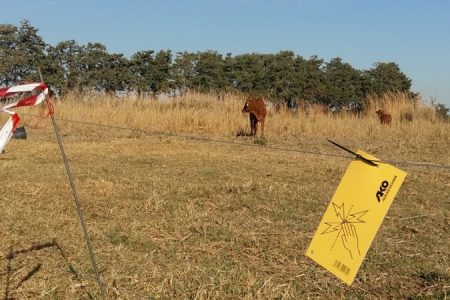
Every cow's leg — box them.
[250,114,257,136]
[260,119,265,137]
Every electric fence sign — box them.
[306,148,407,285]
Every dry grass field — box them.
[0,92,449,299]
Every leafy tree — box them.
[0,20,46,85]
[172,51,197,94]
[78,42,130,93]
[130,50,172,96]
[130,50,156,97]
[39,44,66,93]
[321,57,364,109]
[0,24,19,86]
[222,53,236,93]
[78,42,104,91]
[101,53,131,93]
[192,51,226,93]
[47,40,84,92]
[17,20,46,81]
[296,55,325,103]
[367,62,412,95]
[233,53,267,94]
[435,103,450,120]
[152,50,172,94]
[265,51,299,101]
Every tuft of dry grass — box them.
[366,91,439,123]
[1,92,449,299]
[21,90,450,151]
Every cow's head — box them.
[242,98,252,113]
[242,97,262,113]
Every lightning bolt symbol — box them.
[332,202,346,221]
[321,202,346,235]
[347,210,369,223]
[321,221,343,235]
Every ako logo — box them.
[376,176,397,202]
[376,180,389,202]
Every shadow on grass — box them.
[1,240,93,300]
[235,128,267,145]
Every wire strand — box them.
[19,112,450,171]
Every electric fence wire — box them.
[19,112,450,171]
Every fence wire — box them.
[17,112,450,171]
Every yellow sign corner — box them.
[306,150,407,285]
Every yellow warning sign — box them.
[306,150,407,285]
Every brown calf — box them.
[242,97,267,136]
[376,109,392,125]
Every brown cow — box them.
[242,97,267,137]
[376,109,392,125]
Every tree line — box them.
[1,20,415,111]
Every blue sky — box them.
[2,0,450,106]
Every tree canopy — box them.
[1,20,417,110]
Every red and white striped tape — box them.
[0,82,48,153]
[0,82,46,96]
[0,82,48,110]
[0,110,20,153]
